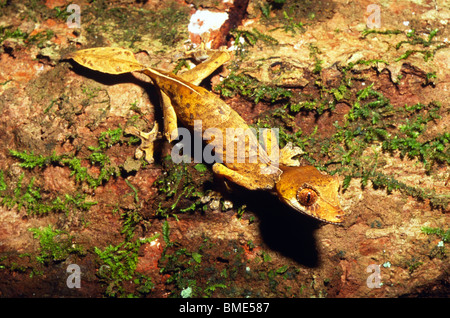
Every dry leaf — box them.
[69,47,144,74]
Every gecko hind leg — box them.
[180,50,231,86]
[125,122,159,163]
[125,88,178,163]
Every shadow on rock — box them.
[67,60,161,105]
[229,187,320,268]
[255,193,320,268]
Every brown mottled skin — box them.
[70,48,345,224]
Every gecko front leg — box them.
[161,91,178,142]
[212,163,260,190]
[260,127,304,167]
[279,142,304,167]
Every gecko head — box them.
[275,165,345,224]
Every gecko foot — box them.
[125,122,159,163]
[280,142,304,167]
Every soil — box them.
[0,0,449,298]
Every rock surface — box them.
[0,0,448,298]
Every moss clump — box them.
[0,26,54,48]
[9,127,126,189]
[215,72,292,104]
[0,172,96,216]
[421,226,450,243]
[421,226,449,259]
[94,232,159,297]
[158,221,228,298]
[153,156,211,218]
[83,1,189,49]
[252,61,448,209]
[316,84,449,209]
[29,225,85,264]
[361,28,447,62]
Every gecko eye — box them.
[297,188,318,207]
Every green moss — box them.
[152,4,190,46]
[260,0,314,37]
[245,54,448,209]
[0,172,96,216]
[9,150,114,189]
[421,226,449,259]
[288,58,390,115]
[253,108,316,160]
[290,100,317,112]
[315,82,449,208]
[158,221,228,298]
[260,0,287,18]
[153,156,210,218]
[361,29,402,38]
[92,177,156,296]
[396,28,439,49]
[0,26,29,44]
[94,232,159,297]
[232,28,279,47]
[0,26,54,48]
[362,28,447,62]
[308,43,323,74]
[229,28,279,60]
[0,170,7,191]
[215,72,292,104]
[193,163,207,173]
[333,86,448,170]
[29,225,85,264]
[10,127,128,189]
[405,257,423,274]
[279,11,305,35]
[3,128,136,217]
[83,1,189,49]
[421,227,450,243]
[236,204,247,219]
[91,127,124,151]
[8,150,63,169]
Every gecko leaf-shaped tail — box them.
[68,47,145,74]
